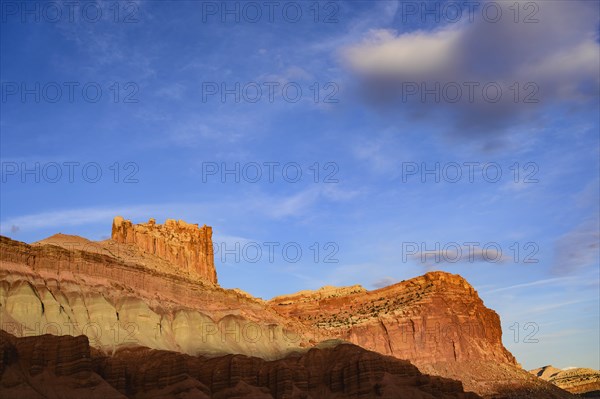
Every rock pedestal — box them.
[111,216,217,284]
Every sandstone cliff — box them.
[111,216,217,284]
[269,272,516,365]
[0,217,579,398]
[0,235,309,360]
[267,273,577,398]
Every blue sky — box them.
[1,0,598,370]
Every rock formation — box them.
[0,217,579,398]
[267,273,578,398]
[0,235,307,360]
[1,331,483,399]
[531,365,600,396]
[269,272,516,365]
[111,216,217,284]
[0,331,125,398]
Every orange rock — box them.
[268,271,517,367]
[111,216,217,284]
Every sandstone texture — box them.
[0,235,308,360]
[0,217,579,398]
[530,365,600,396]
[112,216,217,284]
[269,272,516,365]
[1,331,482,399]
[0,330,125,398]
[267,274,576,398]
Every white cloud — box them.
[343,28,463,78]
[0,203,212,236]
[340,0,600,138]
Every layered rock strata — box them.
[0,217,579,398]
[111,216,217,284]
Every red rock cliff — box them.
[269,272,517,366]
[111,216,217,284]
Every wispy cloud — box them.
[483,276,580,295]
[552,215,600,275]
[408,245,509,267]
[255,185,361,219]
[0,184,361,237]
[0,206,139,234]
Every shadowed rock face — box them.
[0,331,126,398]
[111,216,217,284]
[0,331,482,399]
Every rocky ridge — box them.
[0,234,308,360]
[269,272,516,365]
[0,216,578,398]
[530,365,600,396]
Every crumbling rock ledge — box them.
[111,216,217,284]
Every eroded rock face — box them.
[266,274,578,398]
[111,216,217,284]
[0,219,578,398]
[0,331,126,398]
[0,236,310,361]
[268,272,516,366]
[0,331,482,399]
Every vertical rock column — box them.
[111,216,217,284]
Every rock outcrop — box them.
[1,331,482,399]
[111,216,217,284]
[530,365,600,395]
[0,235,308,360]
[269,272,516,366]
[0,217,579,398]
[267,273,578,398]
[0,331,125,398]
